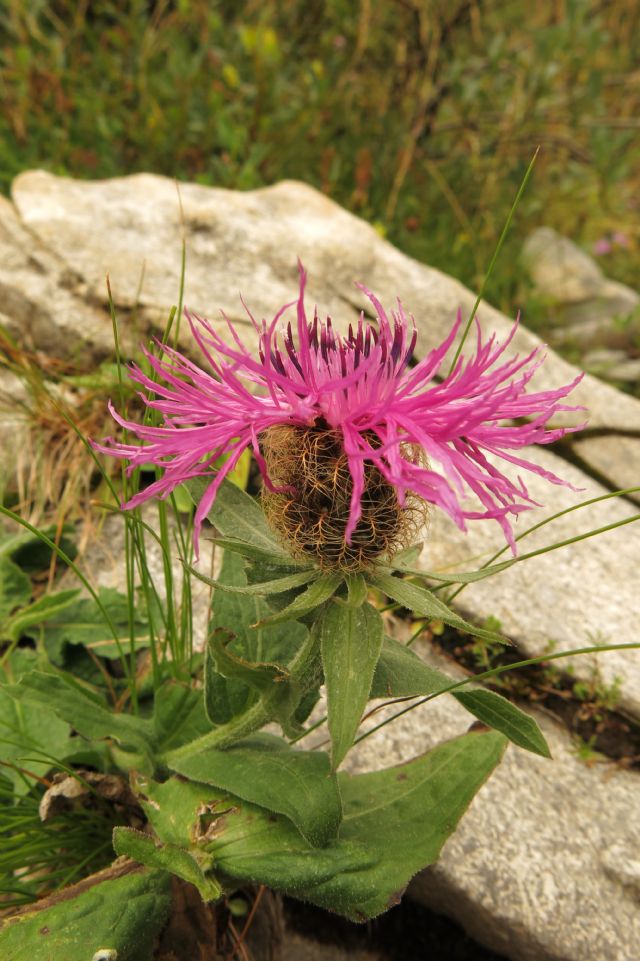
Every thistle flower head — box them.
[94,265,585,567]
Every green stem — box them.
[164,698,271,763]
[162,608,324,764]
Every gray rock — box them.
[583,348,640,383]
[522,227,640,356]
[346,641,640,961]
[0,195,116,359]
[521,227,605,303]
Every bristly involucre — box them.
[93,263,586,559]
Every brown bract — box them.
[261,422,427,573]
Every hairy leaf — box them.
[321,602,384,769]
[169,732,342,846]
[0,865,171,961]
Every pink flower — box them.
[94,265,585,556]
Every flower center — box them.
[260,422,426,572]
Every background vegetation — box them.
[1,0,639,317]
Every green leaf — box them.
[453,688,551,758]
[321,602,384,770]
[373,637,550,757]
[41,587,150,662]
[189,565,318,595]
[207,629,290,693]
[0,865,171,961]
[0,556,32,624]
[12,671,155,768]
[4,589,81,643]
[187,476,288,558]
[388,558,513,584]
[370,571,508,644]
[256,573,342,626]
[341,574,368,608]
[205,550,308,724]
[134,773,375,897]
[152,680,212,751]
[169,732,342,847]
[113,828,222,902]
[211,536,307,567]
[141,731,505,920]
[0,661,71,795]
[371,636,452,699]
[330,730,506,919]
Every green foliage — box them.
[0,651,72,795]
[119,731,505,920]
[0,866,172,961]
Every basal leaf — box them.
[0,657,71,795]
[321,601,384,769]
[5,589,81,644]
[0,865,171,961]
[169,732,342,847]
[12,671,155,769]
[328,730,506,919]
[140,731,505,921]
[41,587,150,662]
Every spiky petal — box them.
[93,265,585,555]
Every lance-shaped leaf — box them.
[388,557,513,583]
[113,828,222,902]
[373,637,551,757]
[321,601,384,770]
[189,565,318,596]
[370,571,508,644]
[0,864,171,961]
[453,688,551,758]
[170,733,341,847]
[255,573,342,626]
[211,535,308,567]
